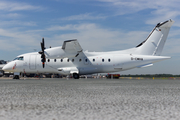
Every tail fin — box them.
[136,19,174,56]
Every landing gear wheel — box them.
[13,75,19,79]
[73,73,79,79]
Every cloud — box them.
[0,21,37,27]
[3,13,22,18]
[0,22,148,52]
[96,0,180,25]
[60,13,107,21]
[47,23,98,31]
[0,1,42,28]
[0,1,42,11]
[95,0,154,15]
[0,28,41,51]
[0,40,20,51]
[47,24,75,31]
[44,23,149,52]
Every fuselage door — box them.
[29,55,36,70]
[113,56,123,70]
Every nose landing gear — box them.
[13,72,20,79]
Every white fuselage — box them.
[2,50,170,75]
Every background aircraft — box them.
[2,19,174,79]
[0,60,7,77]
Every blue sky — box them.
[0,0,179,74]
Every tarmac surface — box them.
[0,78,180,120]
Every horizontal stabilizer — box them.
[137,63,153,68]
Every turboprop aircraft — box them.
[2,19,174,79]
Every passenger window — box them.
[54,59,56,62]
[61,59,63,62]
[72,59,74,62]
[102,59,104,62]
[85,59,88,62]
[79,59,81,62]
[48,59,50,62]
[108,59,111,62]
[93,59,95,62]
[67,59,69,62]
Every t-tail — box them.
[135,19,174,56]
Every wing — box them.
[62,39,83,57]
[44,39,84,59]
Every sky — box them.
[0,0,179,75]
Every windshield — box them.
[13,56,24,61]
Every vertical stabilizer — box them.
[136,19,174,56]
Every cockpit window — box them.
[14,56,24,61]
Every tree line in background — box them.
[121,74,180,78]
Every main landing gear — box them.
[73,73,79,79]
[13,75,19,79]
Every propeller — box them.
[38,38,46,68]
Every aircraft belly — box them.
[79,67,98,75]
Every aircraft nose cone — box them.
[2,64,11,71]
[2,62,16,72]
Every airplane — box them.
[0,60,6,70]
[0,60,7,76]
[2,19,174,79]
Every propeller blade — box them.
[39,37,46,68]
[41,54,46,62]
[42,38,44,46]
[42,62,45,68]
[41,42,44,52]
[40,38,45,51]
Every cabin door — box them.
[29,55,36,70]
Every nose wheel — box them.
[73,73,79,79]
